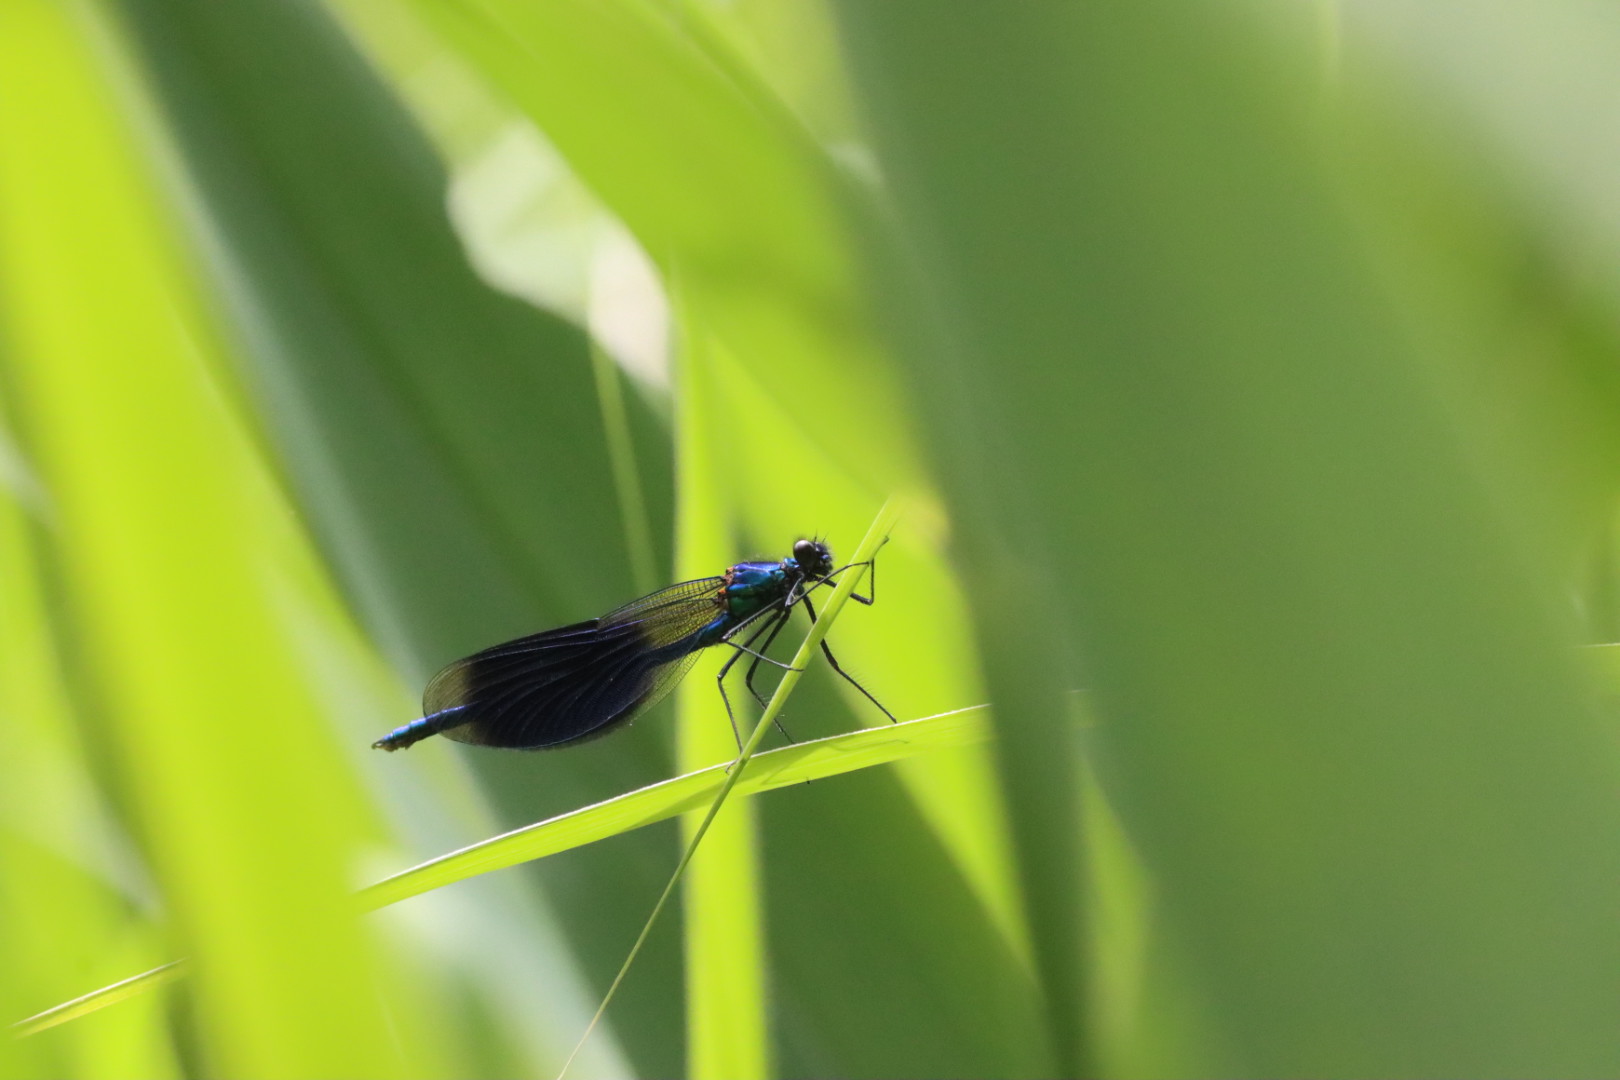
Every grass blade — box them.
[15,703,990,1036]
[557,502,898,1077]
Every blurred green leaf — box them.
[0,428,180,1078]
[0,3,411,1073]
[105,0,682,1070]
[837,3,1620,1075]
[669,294,769,1079]
[111,0,662,670]
[16,705,991,1041]
[12,0,1615,1075]
[399,0,910,486]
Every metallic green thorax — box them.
[685,559,807,651]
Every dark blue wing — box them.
[420,577,726,749]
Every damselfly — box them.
[372,539,893,752]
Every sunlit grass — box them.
[6,0,1620,1077]
[16,702,991,1040]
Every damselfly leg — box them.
[798,590,897,725]
[717,607,797,749]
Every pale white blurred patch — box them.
[328,0,671,387]
[1347,2,1620,303]
[0,414,49,517]
[587,229,670,390]
[448,121,670,388]
[448,122,606,321]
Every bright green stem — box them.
[589,336,659,596]
[13,699,993,1042]
[556,498,900,1080]
[11,960,187,1037]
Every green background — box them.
[4,1,1620,1077]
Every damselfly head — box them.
[793,538,834,579]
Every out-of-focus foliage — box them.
[3,0,1620,1077]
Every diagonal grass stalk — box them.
[11,700,990,1040]
[556,499,900,1078]
[588,335,659,596]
